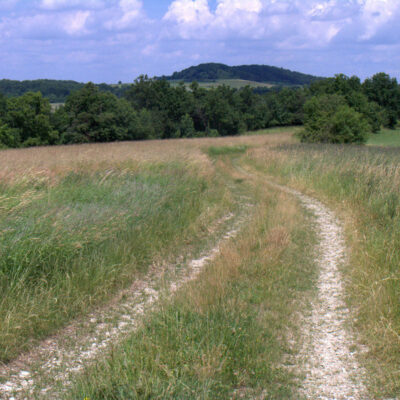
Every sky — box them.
[0,0,399,83]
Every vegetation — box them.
[169,79,275,90]
[298,73,400,143]
[249,141,400,397]
[367,128,400,146]
[0,153,232,362]
[207,145,249,156]
[164,62,321,85]
[0,79,127,103]
[2,129,400,398]
[299,94,370,143]
[69,149,317,399]
[0,70,399,148]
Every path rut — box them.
[269,182,368,399]
[0,211,248,400]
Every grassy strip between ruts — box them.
[0,161,232,363]
[68,156,317,399]
[248,143,400,398]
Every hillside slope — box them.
[165,63,321,85]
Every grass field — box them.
[1,128,400,399]
[0,134,287,364]
[248,142,400,398]
[169,79,275,90]
[69,150,317,399]
[367,128,400,146]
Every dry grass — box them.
[0,133,293,184]
[3,133,301,362]
[69,158,317,399]
[248,143,400,398]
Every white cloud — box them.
[163,0,213,39]
[162,0,400,47]
[104,0,144,30]
[216,0,263,15]
[40,0,104,10]
[63,10,90,35]
[360,0,399,39]
[164,0,212,25]
[0,11,90,39]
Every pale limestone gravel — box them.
[269,182,369,400]
[0,211,247,400]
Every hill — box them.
[164,63,322,86]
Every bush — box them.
[299,94,371,144]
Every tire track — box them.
[0,210,250,400]
[268,181,368,399]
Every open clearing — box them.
[0,130,399,399]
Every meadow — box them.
[367,128,400,146]
[168,79,275,90]
[1,129,400,399]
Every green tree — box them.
[5,92,58,146]
[175,113,196,138]
[299,94,370,143]
[0,122,20,148]
[62,83,137,143]
[363,73,400,128]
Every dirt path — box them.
[0,165,370,399]
[0,211,249,400]
[268,182,368,399]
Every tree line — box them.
[0,72,399,148]
[0,79,127,103]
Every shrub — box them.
[299,94,371,144]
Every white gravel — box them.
[0,212,246,399]
[271,182,368,400]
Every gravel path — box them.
[0,212,247,400]
[270,182,368,400]
[0,172,371,399]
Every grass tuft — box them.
[207,145,249,157]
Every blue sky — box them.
[0,0,399,83]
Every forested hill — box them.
[164,63,322,85]
[0,79,127,103]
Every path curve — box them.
[268,181,368,399]
[0,211,248,400]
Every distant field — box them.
[367,128,400,146]
[247,126,302,136]
[169,79,275,89]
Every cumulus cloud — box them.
[40,0,104,10]
[164,0,212,23]
[63,10,91,35]
[162,0,400,47]
[0,10,91,39]
[360,0,399,39]
[105,0,144,30]
[0,0,399,82]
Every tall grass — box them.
[250,143,400,397]
[0,162,230,362]
[68,171,317,399]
